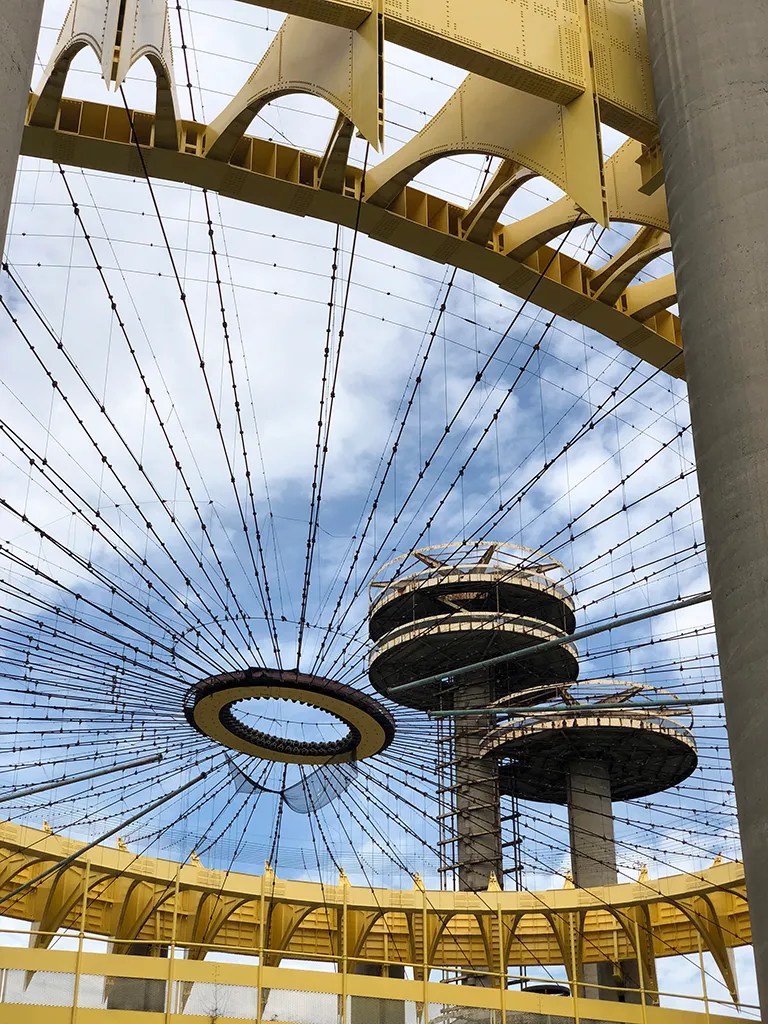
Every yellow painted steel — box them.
[0,822,749,998]
[190,680,391,763]
[20,107,682,378]
[236,0,657,143]
[0,943,754,1024]
[19,0,685,379]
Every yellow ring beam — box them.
[21,110,682,378]
[0,821,748,1001]
[20,0,685,381]
[185,669,395,764]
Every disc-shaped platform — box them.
[369,567,576,641]
[488,714,697,803]
[369,543,576,642]
[185,669,395,765]
[368,612,579,710]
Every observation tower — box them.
[486,679,697,999]
[369,542,578,894]
[369,543,698,1000]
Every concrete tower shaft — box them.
[451,672,503,893]
[0,2,45,251]
[644,0,768,1010]
[568,760,620,1001]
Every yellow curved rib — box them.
[0,821,748,993]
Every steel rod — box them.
[0,753,164,804]
[0,771,207,907]
[389,591,712,696]
[430,696,721,717]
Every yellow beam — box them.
[0,822,750,976]
[20,99,683,378]
[233,0,657,143]
[0,944,751,1023]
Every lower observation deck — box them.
[486,681,698,802]
[489,714,698,803]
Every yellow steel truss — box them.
[236,0,657,143]
[21,109,681,377]
[20,0,684,378]
[0,823,750,1000]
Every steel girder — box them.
[234,0,658,144]
[21,0,684,377]
[0,822,750,1000]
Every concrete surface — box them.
[644,0,768,1013]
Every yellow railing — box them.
[0,930,759,1024]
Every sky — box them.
[0,0,756,1017]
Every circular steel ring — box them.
[184,668,395,765]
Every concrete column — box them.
[0,0,44,254]
[453,675,503,895]
[566,762,651,1004]
[644,0,768,1012]
[566,760,616,890]
[566,761,624,1002]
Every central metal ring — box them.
[184,668,395,765]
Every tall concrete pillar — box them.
[567,761,617,1000]
[567,760,616,889]
[0,1,44,254]
[567,761,645,1003]
[453,675,503,895]
[644,0,768,1011]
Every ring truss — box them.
[184,668,395,763]
[0,822,749,1000]
[21,0,682,377]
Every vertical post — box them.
[566,760,617,1001]
[0,0,44,253]
[341,878,348,1024]
[569,914,581,1024]
[421,882,429,1023]
[643,0,768,1012]
[165,867,181,1023]
[698,934,711,1024]
[632,920,648,1024]
[257,867,269,1024]
[453,674,503,894]
[70,860,90,1024]
[496,903,507,1024]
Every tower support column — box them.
[567,761,647,1003]
[566,760,616,889]
[453,674,503,895]
[644,0,768,1012]
[0,1,44,253]
[567,760,618,1001]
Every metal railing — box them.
[0,928,758,1024]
